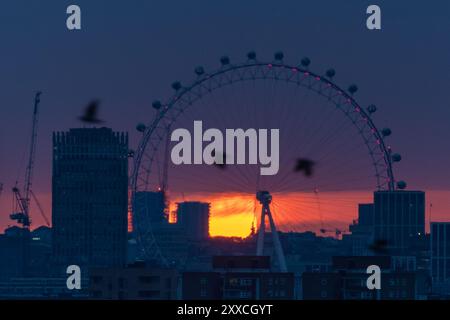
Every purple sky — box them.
[1,0,450,230]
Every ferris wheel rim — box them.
[129,53,399,264]
[132,59,395,194]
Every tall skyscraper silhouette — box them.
[52,128,128,268]
[373,191,425,254]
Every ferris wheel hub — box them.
[256,190,272,205]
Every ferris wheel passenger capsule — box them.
[247,51,257,60]
[301,57,311,67]
[382,128,392,137]
[136,123,146,132]
[392,153,402,162]
[274,51,284,61]
[152,100,162,109]
[220,56,230,66]
[348,84,358,95]
[171,81,182,91]
[397,181,407,190]
[326,69,335,79]
[367,104,377,114]
[195,66,205,76]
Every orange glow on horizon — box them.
[5,190,450,236]
[169,193,256,238]
[166,190,374,238]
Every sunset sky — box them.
[1,0,450,236]
[9,189,450,237]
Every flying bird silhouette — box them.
[294,158,315,177]
[79,100,103,123]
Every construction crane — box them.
[10,92,50,228]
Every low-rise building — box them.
[89,262,178,300]
[302,256,416,300]
[182,256,295,300]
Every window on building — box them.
[240,278,253,286]
[138,276,159,284]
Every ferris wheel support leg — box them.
[266,205,288,272]
[256,206,265,256]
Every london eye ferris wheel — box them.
[130,51,404,268]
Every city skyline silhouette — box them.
[0,0,450,302]
[1,1,450,234]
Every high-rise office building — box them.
[177,202,210,241]
[52,128,128,268]
[431,222,450,295]
[373,191,425,253]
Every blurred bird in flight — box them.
[294,158,315,177]
[79,100,103,124]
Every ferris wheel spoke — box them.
[131,56,397,263]
[271,200,322,232]
[312,137,369,170]
[271,197,355,233]
[296,103,342,154]
[271,176,370,195]
[300,110,353,158]
[168,169,250,193]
